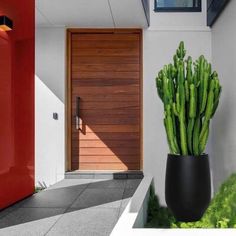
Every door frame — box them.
[66,28,143,171]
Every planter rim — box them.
[168,153,208,158]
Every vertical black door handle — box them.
[75,96,80,130]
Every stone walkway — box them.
[0,178,141,236]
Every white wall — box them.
[36,27,65,102]
[211,0,236,192]
[35,27,66,187]
[143,0,211,205]
[35,76,65,187]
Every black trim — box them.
[154,0,201,12]
[207,0,230,26]
[0,15,13,29]
[141,0,150,26]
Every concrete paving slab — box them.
[119,188,137,216]
[47,179,92,190]
[88,179,126,189]
[0,199,30,219]
[22,187,84,208]
[125,179,142,189]
[46,207,119,236]
[70,188,124,209]
[0,207,16,220]
[0,178,142,235]
[0,207,65,236]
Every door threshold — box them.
[65,170,144,179]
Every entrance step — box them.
[65,170,143,179]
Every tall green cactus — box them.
[156,41,222,156]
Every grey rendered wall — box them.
[35,27,66,186]
[142,0,212,205]
[211,0,236,192]
[36,27,65,102]
[143,29,212,205]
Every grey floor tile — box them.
[70,188,124,209]
[0,200,27,219]
[0,207,65,236]
[123,188,137,199]
[119,188,137,216]
[0,207,16,220]
[47,179,92,190]
[0,178,142,235]
[22,186,84,208]
[88,179,126,189]
[46,208,119,236]
[125,179,142,189]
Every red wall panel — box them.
[0,0,35,209]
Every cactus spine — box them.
[156,42,222,156]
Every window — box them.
[154,0,201,12]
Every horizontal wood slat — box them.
[71,48,139,56]
[72,101,139,110]
[72,64,139,73]
[71,40,139,49]
[72,56,139,65]
[71,162,140,171]
[72,147,140,155]
[78,109,140,116]
[73,125,139,133]
[72,156,139,163]
[72,34,139,41]
[72,132,140,140]
[72,94,139,102]
[73,140,140,148]
[72,117,139,125]
[72,71,140,79]
[72,85,139,95]
[70,30,141,171]
[72,78,139,87]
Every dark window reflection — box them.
[156,0,200,8]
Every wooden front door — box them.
[67,29,142,171]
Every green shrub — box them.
[146,185,177,228]
[34,186,45,193]
[146,173,236,228]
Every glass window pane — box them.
[155,0,200,9]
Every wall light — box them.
[0,16,13,31]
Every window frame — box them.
[154,0,202,12]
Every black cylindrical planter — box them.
[165,154,211,222]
